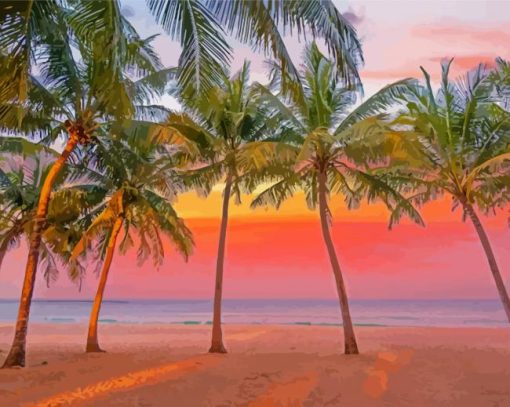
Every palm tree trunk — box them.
[2,134,79,368]
[209,175,232,354]
[318,171,359,355]
[464,204,510,323]
[86,216,124,353]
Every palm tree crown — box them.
[71,134,194,270]
[394,60,510,215]
[253,43,422,227]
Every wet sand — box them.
[1,323,510,406]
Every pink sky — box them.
[2,213,509,300]
[0,0,509,300]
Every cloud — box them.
[429,55,498,71]
[412,22,510,49]
[361,55,500,83]
[343,7,365,26]
[361,68,422,81]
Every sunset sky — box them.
[1,0,509,300]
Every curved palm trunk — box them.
[464,204,510,323]
[86,216,124,353]
[318,172,359,355]
[209,175,232,354]
[2,134,79,368]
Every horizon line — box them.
[0,297,501,302]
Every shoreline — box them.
[1,320,508,328]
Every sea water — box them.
[0,299,507,327]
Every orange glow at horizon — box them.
[174,190,505,226]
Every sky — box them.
[1,0,509,300]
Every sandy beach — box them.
[0,324,509,406]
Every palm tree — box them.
[162,62,291,353]
[146,0,363,96]
[251,43,423,354]
[0,1,164,368]
[392,60,510,322]
[69,135,193,352]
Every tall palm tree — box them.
[146,0,364,96]
[162,62,291,353]
[70,135,193,352]
[0,1,164,368]
[251,43,423,354]
[392,60,510,322]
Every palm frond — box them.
[284,0,363,88]
[334,78,418,135]
[207,0,300,85]
[147,0,231,96]
[340,164,424,229]
[251,173,302,209]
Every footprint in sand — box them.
[363,349,414,399]
[228,330,268,341]
[247,371,318,407]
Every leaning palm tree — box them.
[391,60,510,322]
[0,1,164,368]
[163,62,292,353]
[146,0,363,96]
[251,43,423,354]
[70,135,193,352]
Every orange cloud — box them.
[428,55,498,71]
[412,23,510,49]
[361,68,423,81]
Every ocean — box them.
[0,299,507,327]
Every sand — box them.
[1,323,510,406]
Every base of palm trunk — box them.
[2,348,25,368]
[344,340,359,355]
[86,342,105,353]
[208,342,227,354]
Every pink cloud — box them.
[358,17,509,85]
[428,55,498,70]
[412,23,510,49]
[361,68,422,81]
